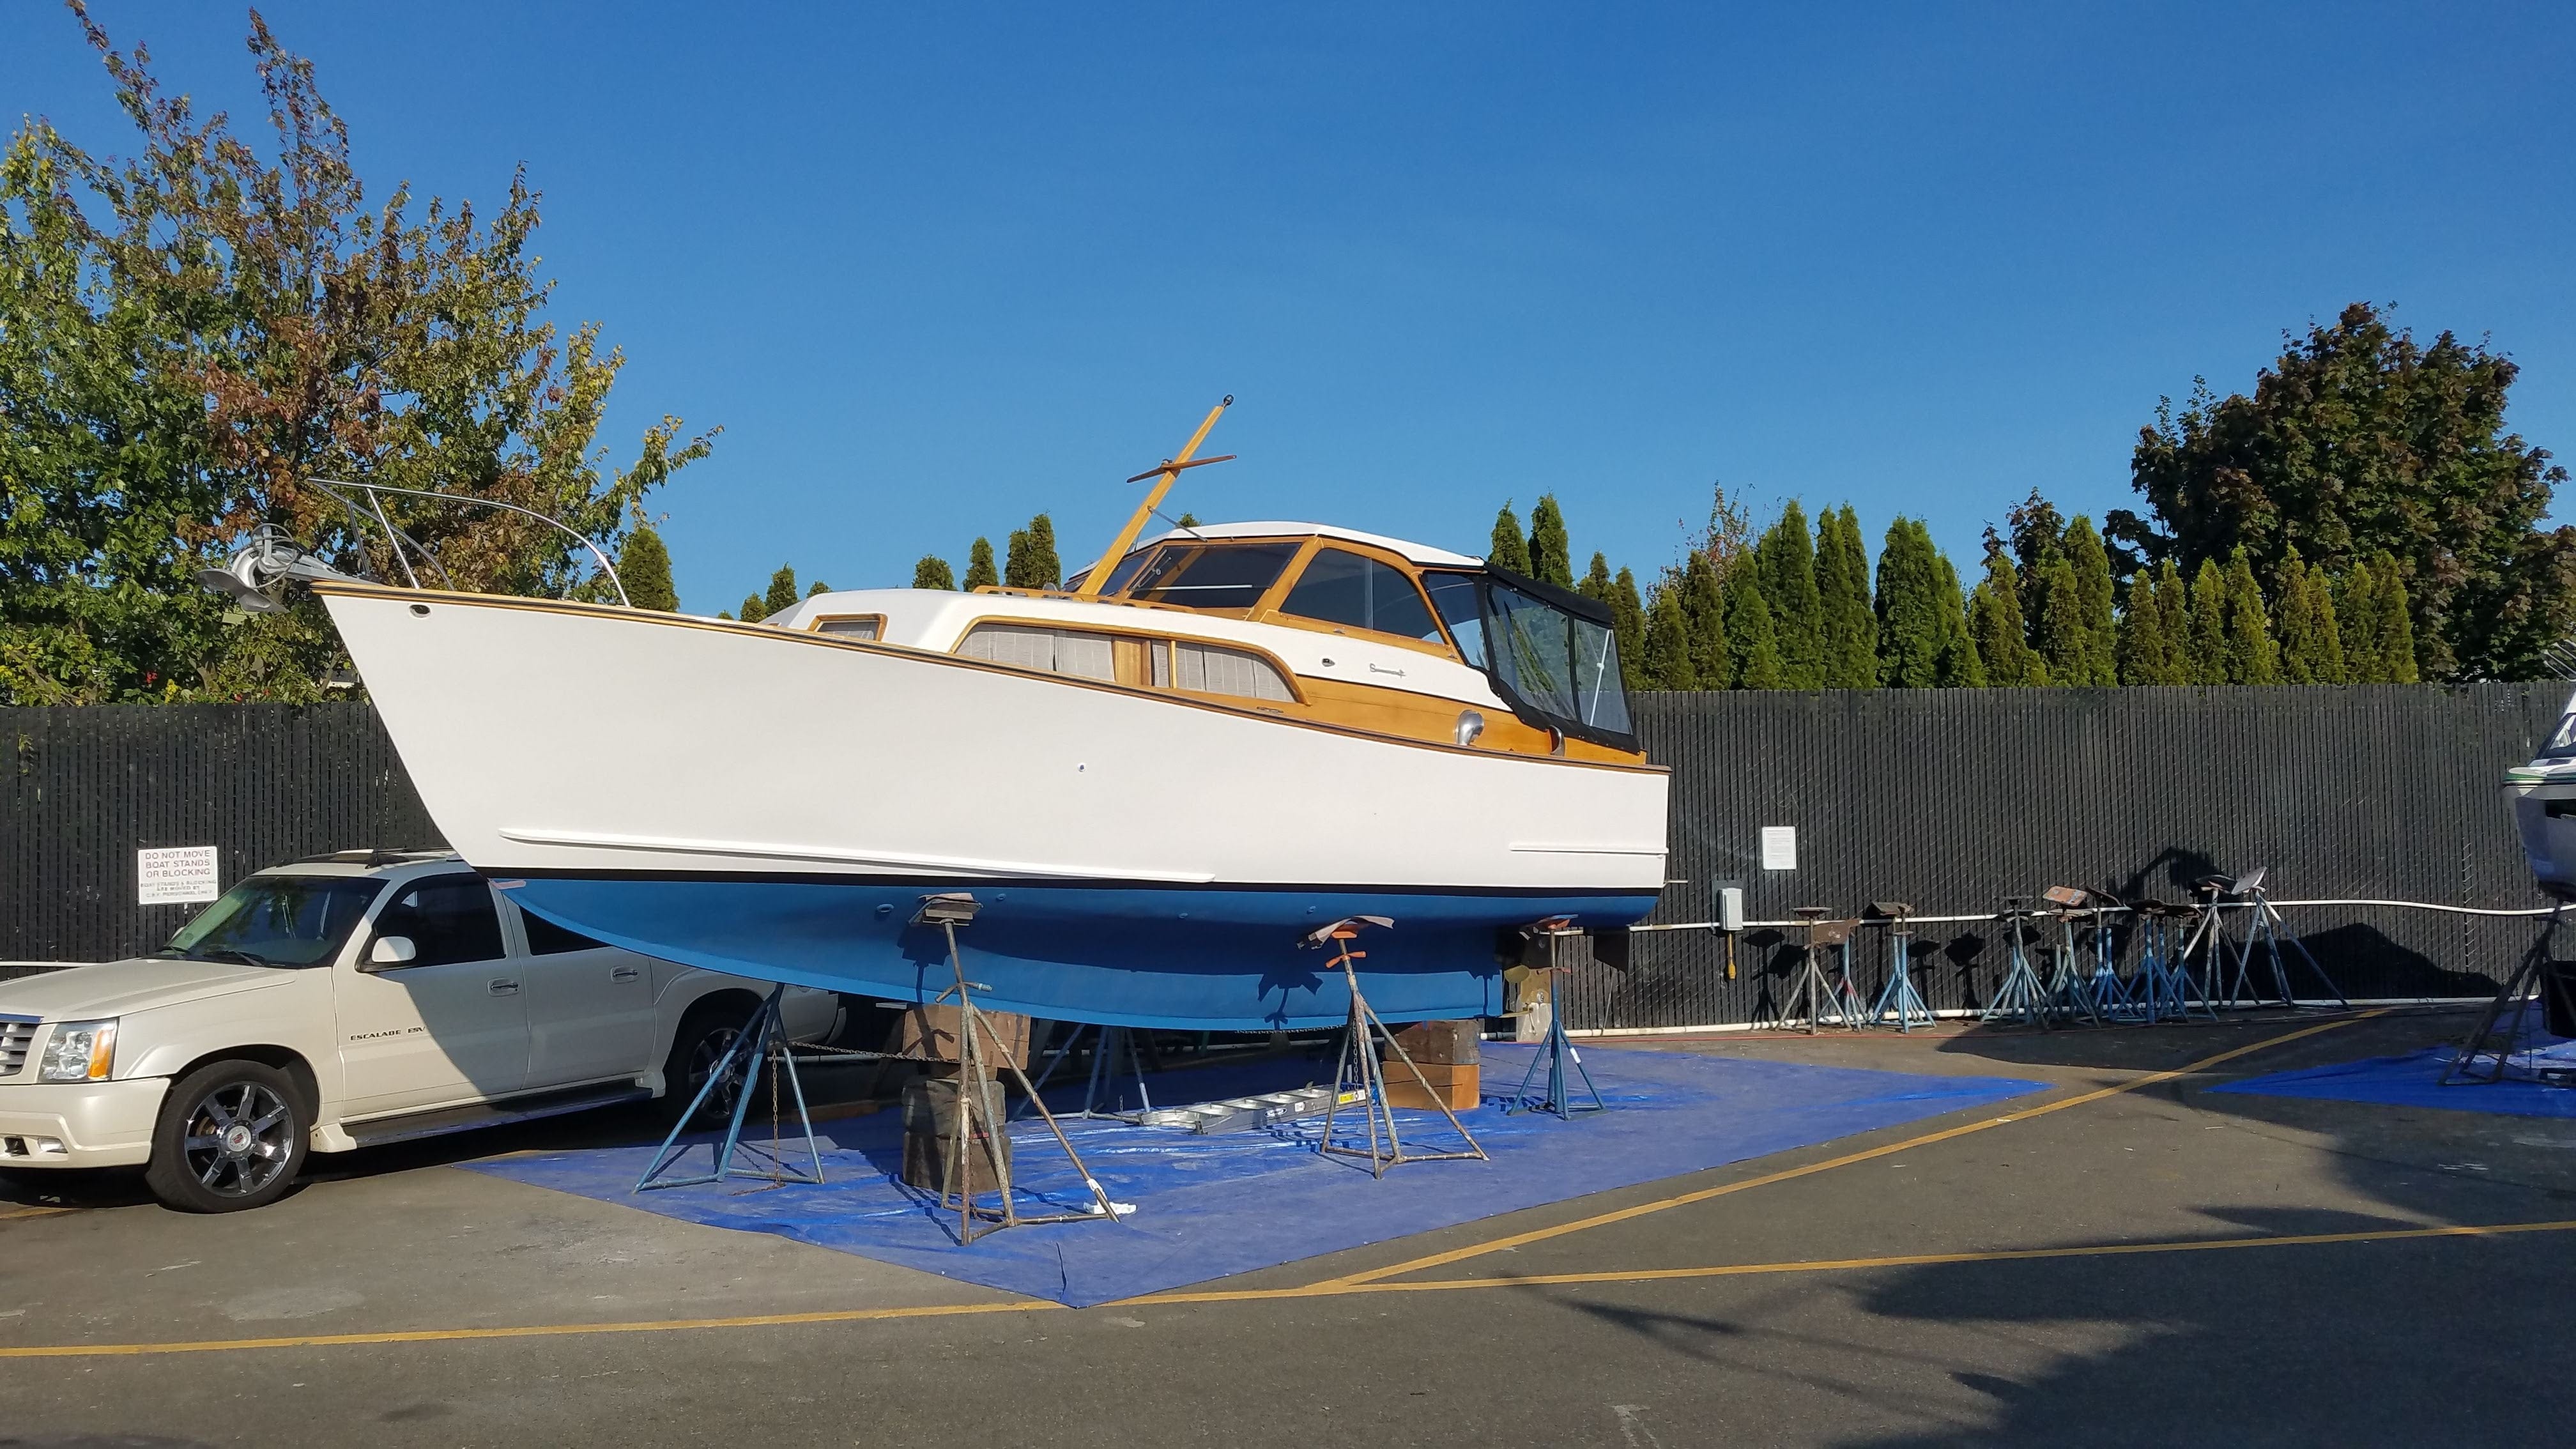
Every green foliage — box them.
[1967,540,2047,686]
[2274,548,2347,685]
[1004,514,1061,590]
[912,555,957,590]
[1755,502,1822,687]
[1873,518,1943,687]
[1641,582,1697,691]
[2186,558,2228,684]
[0,9,712,703]
[1724,565,1784,688]
[1578,553,1615,608]
[2064,517,2118,685]
[1489,502,1532,576]
[2127,302,2571,680]
[1526,495,1573,589]
[1682,552,1730,689]
[808,579,829,596]
[2031,553,2091,685]
[763,566,800,617]
[1175,512,1201,528]
[618,527,677,611]
[2219,547,2278,684]
[1931,552,1985,687]
[1814,505,1877,687]
[2115,569,2172,685]
[2340,554,2421,683]
[962,537,998,592]
[1612,567,1647,691]
[737,592,767,624]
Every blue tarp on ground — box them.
[463,1043,2044,1307]
[2209,1012,2576,1119]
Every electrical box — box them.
[1715,884,1745,933]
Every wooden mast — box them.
[1074,396,1236,598]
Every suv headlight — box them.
[39,1020,117,1082]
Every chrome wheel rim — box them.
[684,1027,746,1117]
[180,1082,295,1197]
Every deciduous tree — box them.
[2125,302,2572,680]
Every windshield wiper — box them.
[173,947,279,968]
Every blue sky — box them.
[8,3,2572,611]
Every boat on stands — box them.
[310,404,1670,1028]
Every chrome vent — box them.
[0,1018,35,1078]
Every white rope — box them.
[1618,896,2556,934]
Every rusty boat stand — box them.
[1312,916,1490,1176]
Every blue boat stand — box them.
[1507,962,1606,1117]
[634,982,825,1193]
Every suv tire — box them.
[658,1000,757,1127]
[144,1060,307,1213]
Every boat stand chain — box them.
[914,894,1126,1244]
[1311,917,1488,1176]
[2444,900,2573,1085]
[635,983,825,1193]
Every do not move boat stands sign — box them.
[137,846,220,905]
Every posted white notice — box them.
[1759,825,1798,871]
[138,846,221,905]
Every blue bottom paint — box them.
[464,1044,2046,1307]
[509,877,1659,1029]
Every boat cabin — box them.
[765,522,1642,764]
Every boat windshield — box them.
[156,874,385,969]
[1482,574,1636,746]
[1123,542,1302,610]
[1422,571,1487,667]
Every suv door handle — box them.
[610,966,641,983]
[487,978,521,995]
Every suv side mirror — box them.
[368,935,418,968]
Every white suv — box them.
[0,850,836,1212]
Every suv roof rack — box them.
[293,848,457,868]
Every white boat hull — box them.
[321,587,1670,1028]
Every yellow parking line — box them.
[0,1299,1061,1358]
[1131,1217,2576,1303]
[1,1209,2558,1359]
[0,1206,77,1222]
[1301,1009,2385,1289]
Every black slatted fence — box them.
[1558,684,2565,1030]
[5,689,2565,1017]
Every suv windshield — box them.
[158,875,385,969]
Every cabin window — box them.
[1123,542,1301,610]
[1485,580,1635,739]
[956,624,1118,681]
[1172,640,1294,702]
[811,615,883,641]
[1280,548,1443,641]
[1421,572,1487,667]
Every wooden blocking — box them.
[886,1004,1032,1068]
[1383,1061,1479,1112]
[1386,1019,1481,1066]
[899,1077,1011,1193]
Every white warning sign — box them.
[1759,825,1798,871]
[138,846,221,905]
